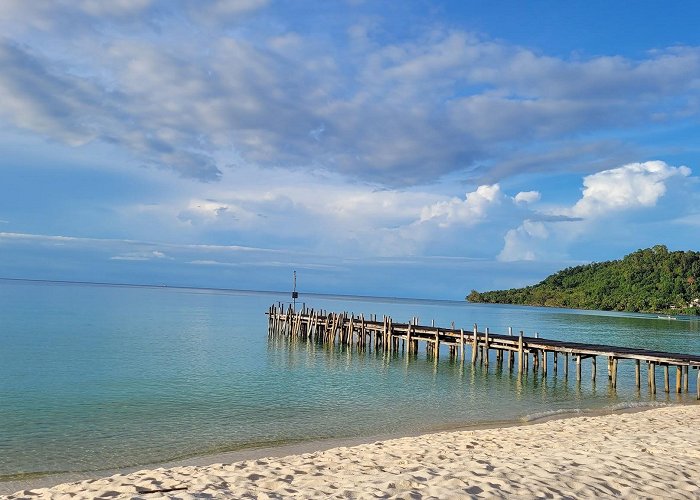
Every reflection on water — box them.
[0,280,697,480]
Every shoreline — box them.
[2,402,692,497]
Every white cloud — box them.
[498,160,694,262]
[499,220,549,261]
[570,161,691,217]
[111,250,170,261]
[514,191,541,204]
[419,184,503,228]
[0,5,698,185]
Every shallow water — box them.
[1,280,698,481]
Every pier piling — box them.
[266,305,700,398]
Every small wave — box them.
[520,408,584,422]
[604,401,671,412]
[520,400,674,423]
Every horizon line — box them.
[0,276,468,305]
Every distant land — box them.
[467,246,700,316]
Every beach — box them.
[5,404,699,499]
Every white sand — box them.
[5,405,700,499]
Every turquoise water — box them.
[1,280,699,482]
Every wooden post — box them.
[664,365,670,393]
[434,328,440,359]
[532,350,538,371]
[361,314,366,348]
[525,350,529,372]
[684,365,689,392]
[576,355,581,382]
[650,362,656,394]
[542,350,547,377]
[607,357,612,380]
[696,369,700,400]
[564,353,569,377]
[406,318,412,354]
[459,329,465,362]
[388,317,393,352]
[508,349,513,371]
[553,351,558,374]
[591,356,596,382]
[635,360,641,389]
[484,327,490,367]
[471,324,479,365]
[676,365,682,393]
[611,358,618,388]
[517,332,524,375]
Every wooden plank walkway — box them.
[267,303,700,399]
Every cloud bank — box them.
[0,4,699,185]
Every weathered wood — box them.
[576,355,582,382]
[635,359,641,389]
[517,332,524,375]
[267,308,700,396]
[406,318,412,352]
[484,327,490,367]
[533,349,539,371]
[434,328,440,359]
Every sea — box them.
[1,278,699,488]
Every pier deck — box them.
[267,304,700,398]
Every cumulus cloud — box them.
[514,191,541,204]
[498,160,693,262]
[570,161,691,217]
[419,184,504,228]
[499,220,550,261]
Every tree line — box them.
[467,246,700,315]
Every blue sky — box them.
[1,1,700,299]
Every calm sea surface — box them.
[1,279,699,482]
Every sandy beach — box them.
[4,404,699,499]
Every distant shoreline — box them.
[467,298,700,318]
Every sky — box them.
[1,1,700,299]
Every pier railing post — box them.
[484,328,490,368]
[576,355,581,382]
[517,331,524,375]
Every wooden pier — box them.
[267,304,700,399]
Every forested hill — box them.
[467,246,700,315]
